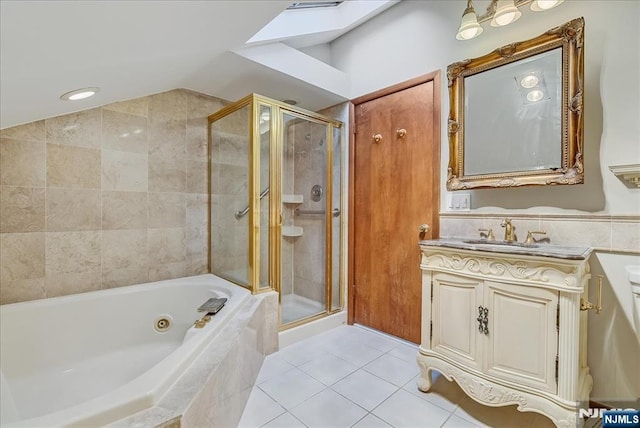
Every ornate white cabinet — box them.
[418,240,592,427]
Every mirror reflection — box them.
[447,17,585,190]
[464,48,562,176]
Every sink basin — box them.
[462,239,539,248]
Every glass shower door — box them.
[280,113,328,325]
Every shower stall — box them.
[208,94,344,328]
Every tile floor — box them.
[238,325,556,428]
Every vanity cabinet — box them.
[418,242,592,427]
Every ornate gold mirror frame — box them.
[447,17,584,190]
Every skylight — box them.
[287,1,344,10]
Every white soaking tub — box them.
[0,274,255,427]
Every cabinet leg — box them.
[417,358,433,392]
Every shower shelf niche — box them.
[282,194,303,204]
[282,226,303,237]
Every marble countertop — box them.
[419,238,592,260]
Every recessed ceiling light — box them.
[60,87,100,101]
[527,90,544,102]
[520,74,539,89]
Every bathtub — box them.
[0,274,277,427]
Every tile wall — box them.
[0,89,225,304]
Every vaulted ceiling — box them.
[0,0,398,129]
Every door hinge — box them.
[555,355,559,383]
[556,304,560,332]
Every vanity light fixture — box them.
[60,87,100,101]
[456,0,564,41]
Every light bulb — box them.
[490,0,522,27]
[531,0,564,11]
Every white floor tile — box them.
[262,412,308,427]
[298,353,359,386]
[325,341,385,368]
[372,389,452,428]
[402,373,463,413]
[278,340,327,367]
[238,387,286,428]
[290,388,367,428]
[363,353,420,387]
[352,328,401,352]
[351,413,393,428]
[259,368,325,410]
[441,414,481,428]
[387,343,419,364]
[256,354,295,385]
[332,370,398,411]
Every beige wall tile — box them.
[102,149,148,191]
[47,143,101,188]
[102,266,149,289]
[1,232,45,281]
[47,188,101,231]
[46,108,101,148]
[46,231,101,275]
[214,163,248,195]
[187,160,208,193]
[0,138,46,186]
[187,194,208,228]
[103,97,149,118]
[149,90,187,123]
[186,118,208,160]
[0,186,45,232]
[149,261,187,282]
[0,278,46,304]
[187,91,224,120]
[102,109,148,154]
[149,156,185,192]
[187,255,208,276]
[103,229,147,271]
[148,228,186,265]
[149,120,186,159]
[148,192,186,228]
[0,120,45,141]
[188,224,208,257]
[439,217,486,239]
[45,273,102,298]
[612,221,640,252]
[102,191,147,230]
[540,218,611,249]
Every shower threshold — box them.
[281,293,324,324]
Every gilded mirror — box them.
[447,17,584,190]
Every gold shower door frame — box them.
[207,94,345,329]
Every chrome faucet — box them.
[500,218,516,242]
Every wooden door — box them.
[350,73,440,343]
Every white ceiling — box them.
[0,0,397,129]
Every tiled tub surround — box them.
[1,274,278,427]
[0,89,225,304]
